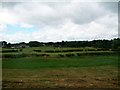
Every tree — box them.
[28,41,41,47]
[2,41,7,47]
[112,38,120,49]
[7,43,11,48]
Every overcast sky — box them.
[0,1,118,43]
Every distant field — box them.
[1,46,109,54]
[2,47,119,88]
[2,46,117,59]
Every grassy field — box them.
[2,47,119,88]
[3,55,118,69]
[1,46,105,54]
[3,67,118,88]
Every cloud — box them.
[9,2,113,26]
[20,23,33,28]
[0,2,118,43]
[0,7,19,26]
[99,2,118,13]
[0,24,7,32]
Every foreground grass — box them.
[3,67,119,88]
[2,55,119,88]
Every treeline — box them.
[1,38,120,49]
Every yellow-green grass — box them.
[3,66,119,88]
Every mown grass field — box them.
[1,46,107,54]
[3,55,118,69]
[2,47,119,88]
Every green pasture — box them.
[2,46,101,54]
[2,46,118,69]
[2,46,119,88]
[1,46,116,58]
[3,55,118,69]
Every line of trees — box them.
[1,38,120,50]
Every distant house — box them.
[11,44,29,49]
[19,43,28,48]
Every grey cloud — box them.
[1,2,21,8]
[2,2,117,26]
[99,2,118,13]
[1,2,118,26]
[10,2,113,26]
[70,2,117,24]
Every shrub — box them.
[2,53,27,58]
[97,48,103,51]
[41,54,50,57]
[75,51,117,56]
[2,53,51,58]
[62,49,83,52]
[111,49,120,51]
[66,53,75,57]
[87,49,96,51]
[54,50,61,53]
[19,49,22,51]
[76,53,81,56]
[33,50,41,52]
[34,54,41,56]
[2,49,19,53]
[96,48,109,51]
[74,49,83,51]
[58,54,64,57]
[45,50,54,53]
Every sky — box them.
[0,0,118,43]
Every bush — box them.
[54,50,61,53]
[85,52,116,56]
[111,49,120,51]
[58,54,64,57]
[97,48,103,51]
[2,53,27,58]
[76,53,81,56]
[66,53,75,57]
[87,49,96,51]
[33,50,41,52]
[31,54,41,57]
[31,53,50,57]
[76,51,117,57]
[62,49,83,52]
[2,53,50,58]
[41,54,50,57]
[44,49,84,53]
[97,48,110,51]
[2,49,19,53]
[19,49,22,51]
[45,50,54,53]
[74,49,83,52]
